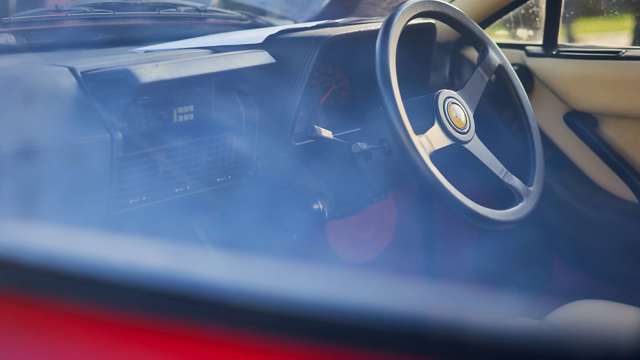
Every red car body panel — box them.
[0,292,401,360]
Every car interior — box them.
[0,0,639,358]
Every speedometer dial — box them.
[311,63,352,108]
[292,61,356,144]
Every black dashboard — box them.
[0,20,448,239]
[83,54,264,211]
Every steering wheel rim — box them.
[376,0,544,222]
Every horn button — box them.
[437,90,475,142]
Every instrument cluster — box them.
[292,23,437,145]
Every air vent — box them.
[114,134,238,210]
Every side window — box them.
[559,0,640,47]
[487,0,546,44]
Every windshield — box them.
[219,0,330,22]
[226,0,410,21]
[2,0,408,22]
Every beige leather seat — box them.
[544,300,640,351]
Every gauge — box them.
[310,63,352,108]
[293,61,356,144]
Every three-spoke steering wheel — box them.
[376,0,544,222]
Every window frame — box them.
[484,0,640,61]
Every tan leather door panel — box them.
[503,49,640,203]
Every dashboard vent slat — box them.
[114,134,238,210]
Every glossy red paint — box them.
[0,292,398,360]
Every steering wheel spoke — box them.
[464,136,531,200]
[419,121,453,154]
[459,50,500,112]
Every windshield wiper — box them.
[10,5,114,17]
[8,0,275,25]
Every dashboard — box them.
[0,20,448,236]
[79,51,266,212]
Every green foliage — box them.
[570,14,635,35]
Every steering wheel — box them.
[376,0,544,222]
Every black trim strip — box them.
[555,47,627,56]
[564,111,640,201]
[543,0,562,52]
[526,45,640,60]
[495,42,640,60]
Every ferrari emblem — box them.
[446,100,469,133]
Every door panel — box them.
[599,116,640,172]
[526,57,640,117]
[503,48,639,203]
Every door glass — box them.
[487,0,546,44]
[560,0,640,47]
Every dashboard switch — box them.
[311,125,347,143]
